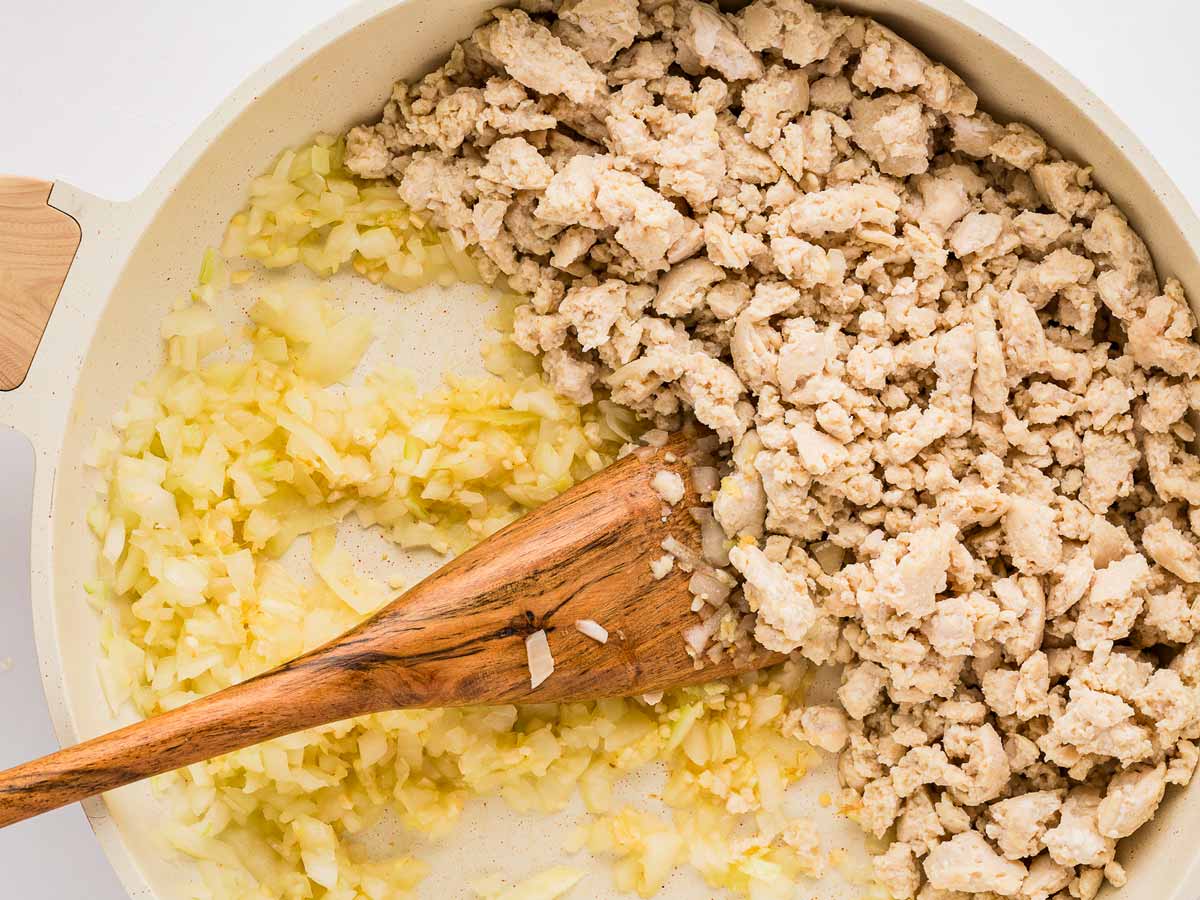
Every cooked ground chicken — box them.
[652,468,687,504]
[344,1,1200,896]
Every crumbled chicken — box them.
[850,93,932,177]
[1097,763,1166,839]
[649,554,674,580]
[344,3,1200,895]
[875,841,922,900]
[651,469,686,506]
[729,543,815,652]
[839,661,888,721]
[553,0,638,65]
[1073,553,1150,650]
[676,1,764,82]
[1022,854,1073,900]
[985,790,1062,860]
[1141,517,1200,583]
[924,830,1028,895]
[797,704,850,753]
[1042,788,1115,869]
[713,431,767,539]
[479,9,607,105]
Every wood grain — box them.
[0,433,779,827]
[0,177,82,391]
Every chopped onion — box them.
[101,519,126,564]
[484,866,584,899]
[525,630,555,689]
[688,507,730,567]
[224,135,476,287]
[683,611,721,656]
[641,429,669,447]
[661,535,700,573]
[811,540,846,574]
[311,526,389,615]
[688,569,734,605]
[575,619,609,644]
[691,466,720,494]
[295,313,373,386]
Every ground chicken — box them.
[1042,788,1115,868]
[797,704,850,753]
[984,790,1062,860]
[1097,763,1166,839]
[923,830,1028,895]
[729,543,816,652]
[482,8,608,105]
[552,0,638,65]
[343,3,1200,895]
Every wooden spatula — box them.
[0,432,780,827]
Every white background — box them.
[0,1,1197,897]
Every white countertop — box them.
[1,1,1197,897]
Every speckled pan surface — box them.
[0,1,1197,897]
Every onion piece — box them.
[661,535,700,573]
[688,507,730,567]
[811,540,846,574]
[102,519,126,564]
[683,605,727,655]
[575,619,609,643]
[689,569,734,605]
[525,630,555,689]
[641,429,670,447]
[691,466,720,494]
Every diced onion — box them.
[525,630,555,689]
[689,507,730,567]
[481,866,584,900]
[691,466,720,494]
[641,429,670,447]
[689,569,734,605]
[575,619,609,643]
[661,535,700,573]
[683,613,721,656]
[101,519,126,564]
[811,540,846,574]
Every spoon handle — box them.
[0,660,360,828]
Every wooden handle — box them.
[0,177,82,391]
[0,658,367,828]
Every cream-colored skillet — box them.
[1,1,1198,897]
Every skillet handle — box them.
[0,177,82,391]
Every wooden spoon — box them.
[0,432,779,827]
